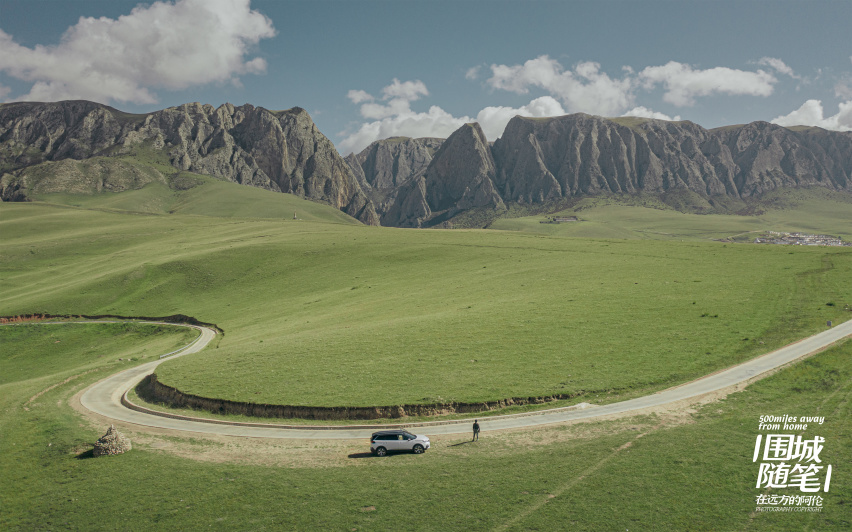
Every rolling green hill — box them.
[35,177,361,223]
[6,152,360,223]
[490,188,852,241]
[2,186,851,530]
[1,298,849,531]
[2,190,849,414]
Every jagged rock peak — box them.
[424,122,504,214]
[0,100,379,225]
[378,123,504,228]
[3,101,851,228]
[346,136,444,191]
[492,113,851,201]
[342,136,446,227]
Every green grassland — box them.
[154,234,848,409]
[1,322,848,530]
[2,185,850,412]
[2,181,851,530]
[0,322,196,385]
[35,177,359,222]
[490,188,852,241]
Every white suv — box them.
[370,430,431,456]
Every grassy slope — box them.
[33,176,359,225]
[2,199,850,409]
[0,322,195,385]
[10,141,359,224]
[490,189,852,241]
[2,188,851,530]
[1,322,848,530]
[36,178,360,223]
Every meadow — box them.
[1,321,848,530]
[2,180,851,530]
[1,186,850,413]
[490,188,852,241]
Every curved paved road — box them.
[79,319,852,439]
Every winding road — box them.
[78,319,852,439]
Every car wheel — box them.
[413,444,424,454]
[375,447,387,457]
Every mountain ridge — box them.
[3,100,851,227]
[0,100,379,224]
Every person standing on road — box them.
[473,420,480,441]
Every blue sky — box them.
[1,0,850,154]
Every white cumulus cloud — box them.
[621,106,681,121]
[487,55,634,116]
[346,89,374,104]
[474,96,566,140]
[339,105,472,155]
[358,99,416,120]
[339,78,571,154]
[770,99,852,131]
[639,61,777,106]
[340,79,470,153]
[347,78,431,120]
[341,56,805,154]
[0,0,275,105]
[381,78,429,101]
[757,57,799,79]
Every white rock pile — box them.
[93,425,131,456]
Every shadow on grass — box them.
[76,448,95,459]
[348,451,423,459]
[347,452,375,459]
[449,441,475,447]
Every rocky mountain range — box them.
[347,114,851,227]
[0,100,378,224]
[2,100,851,227]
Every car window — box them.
[397,435,403,440]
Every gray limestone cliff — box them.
[491,114,851,202]
[378,124,504,227]
[345,136,442,190]
[424,123,503,214]
[0,100,379,224]
[344,136,442,225]
[3,101,850,227]
[346,114,851,227]
[712,122,852,195]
